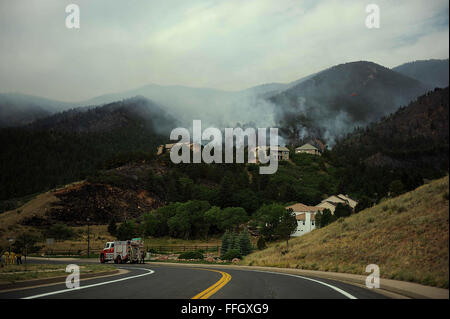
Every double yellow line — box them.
[192,269,232,299]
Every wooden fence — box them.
[38,245,220,256]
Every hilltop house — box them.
[295,143,321,156]
[285,203,324,237]
[316,194,358,214]
[251,145,290,163]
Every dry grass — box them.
[0,263,114,284]
[242,176,449,288]
[0,181,86,247]
[0,191,59,247]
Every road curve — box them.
[0,262,387,299]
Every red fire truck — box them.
[100,238,144,264]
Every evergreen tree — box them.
[238,231,253,256]
[334,203,352,218]
[107,218,117,236]
[231,232,241,252]
[274,209,298,250]
[218,172,236,208]
[389,180,405,197]
[257,236,267,250]
[221,231,231,256]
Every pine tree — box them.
[231,232,241,252]
[257,236,266,250]
[107,218,117,236]
[239,231,253,256]
[221,231,231,256]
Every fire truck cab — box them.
[100,238,144,264]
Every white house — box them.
[286,203,324,237]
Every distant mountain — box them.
[0,93,75,127]
[79,83,284,129]
[393,59,449,89]
[269,61,431,145]
[28,96,176,135]
[0,97,176,200]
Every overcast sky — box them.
[0,0,448,102]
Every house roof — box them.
[296,143,318,151]
[318,201,338,207]
[286,203,324,212]
[295,213,315,221]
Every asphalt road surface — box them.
[0,262,387,299]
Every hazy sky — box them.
[0,0,448,101]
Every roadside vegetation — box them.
[242,176,449,288]
[0,263,115,284]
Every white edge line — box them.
[236,269,358,299]
[22,267,155,299]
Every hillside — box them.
[269,61,430,145]
[393,59,449,89]
[0,97,175,202]
[0,151,340,241]
[331,87,449,199]
[242,176,449,288]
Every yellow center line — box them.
[191,269,232,299]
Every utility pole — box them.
[87,217,90,258]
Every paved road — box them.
[0,262,387,299]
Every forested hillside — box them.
[331,87,449,200]
[0,97,174,203]
[270,61,430,145]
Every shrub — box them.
[221,249,242,261]
[257,236,267,250]
[396,206,407,213]
[44,224,76,241]
[178,251,204,260]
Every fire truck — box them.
[100,238,145,264]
